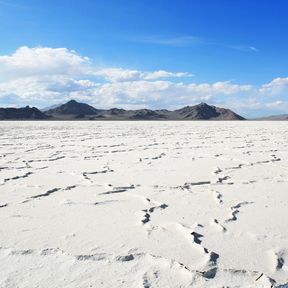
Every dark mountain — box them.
[105,108,126,116]
[0,100,245,120]
[129,109,167,120]
[45,101,245,120]
[0,106,49,120]
[173,103,245,120]
[46,100,99,117]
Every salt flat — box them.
[0,121,287,288]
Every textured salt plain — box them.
[0,121,288,288]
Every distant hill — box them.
[254,114,288,120]
[0,100,245,120]
[128,109,168,120]
[0,106,49,120]
[173,103,244,120]
[45,100,100,118]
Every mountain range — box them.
[253,114,288,120]
[7,100,287,121]
[0,100,245,120]
[0,106,49,120]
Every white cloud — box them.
[0,75,252,109]
[223,98,263,110]
[260,77,288,95]
[264,100,288,111]
[93,68,193,82]
[265,100,283,108]
[43,80,252,109]
[0,46,287,115]
[0,46,89,79]
[0,46,192,83]
[219,98,288,118]
[0,47,199,107]
[212,81,253,94]
[93,68,142,82]
[144,70,193,80]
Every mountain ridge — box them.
[0,100,245,120]
[253,114,288,120]
[45,100,245,120]
[0,106,49,120]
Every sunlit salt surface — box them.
[0,121,287,287]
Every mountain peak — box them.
[66,99,78,105]
[198,102,209,107]
[46,100,98,116]
[175,103,244,120]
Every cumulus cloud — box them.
[260,77,288,95]
[264,100,288,111]
[0,46,90,79]
[212,81,253,94]
[144,70,193,80]
[220,98,288,118]
[93,68,193,82]
[0,46,287,114]
[93,68,142,82]
[91,81,210,107]
[0,46,193,81]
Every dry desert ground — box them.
[0,121,288,288]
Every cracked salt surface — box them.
[0,121,288,287]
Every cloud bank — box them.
[0,46,287,116]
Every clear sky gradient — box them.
[0,0,287,117]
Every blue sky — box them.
[0,0,288,117]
